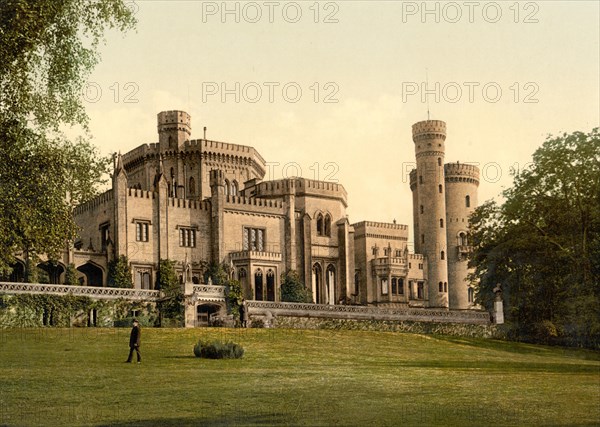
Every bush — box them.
[193,340,244,359]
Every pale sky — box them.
[82,0,599,239]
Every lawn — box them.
[0,327,598,426]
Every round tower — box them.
[157,110,191,152]
[409,169,420,254]
[157,111,191,198]
[412,120,448,308]
[444,162,479,309]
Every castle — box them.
[7,111,480,315]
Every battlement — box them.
[168,197,211,210]
[412,120,447,142]
[251,178,348,206]
[352,220,408,231]
[73,190,114,215]
[408,253,425,260]
[444,161,480,185]
[157,110,191,129]
[127,188,155,199]
[224,195,284,210]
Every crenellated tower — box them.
[157,111,191,197]
[411,120,449,308]
[444,162,479,309]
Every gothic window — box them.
[437,157,442,166]
[316,214,324,236]
[231,180,239,196]
[224,179,230,196]
[372,247,377,256]
[100,223,110,251]
[168,135,173,148]
[466,195,471,208]
[254,269,263,301]
[439,184,443,193]
[135,269,151,290]
[189,177,196,196]
[243,227,265,251]
[417,282,424,299]
[398,278,404,295]
[324,214,332,237]
[468,287,474,303]
[383,248,389,256]
[441,251,445,260]
[179,228,196,247]
[459,232,468,246]
[395,250,401,257]
[391,278,397,294]
[440,218,444,228]
[381,278,388,295]
[135,221,149,242]
[266,269,275,301]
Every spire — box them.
[115,151,125,174]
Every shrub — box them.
[193,340,244,359]
[280,269,312,303]
[250,318,265,328]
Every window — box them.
[354,272,359,295]
[135,222,149,242]
[437,157,441,166]
[189,177,196,196]
[398,278,404,295]
[417,282,424,299]
[439,184,443,193]
[224,179,230,196]
[316,214,324,236]
[395,250,401,257]
[420,205,424,214]
[421,234,425,244]
[383,248,389,256]
[459,232,468,246]
[468,287,474,303]
[266,269,276,301]
[440,218,444,228]
[168,135,173,148]
[441,251,445,260]
[324,214,331,237]
[444,282,448,293]
[231,180,238,196]
[418,263,423,270]
[381,278,388,295]
[135,268,151,290]
[419,175,423,184]
[254,269,263,301]
[391,278,397,294]
[179,228,196,247]
[439,282,443,292]
[372,247,377,256]
[466,195,471,208]
[100,223,110,251]
[243,227,264,251]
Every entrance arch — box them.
[77,262,104,286]
[196,303,222,326]
[37,261,65,284]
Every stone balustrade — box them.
[0,282,160,301]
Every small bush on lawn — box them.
[193,340,244,359]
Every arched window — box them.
[419,175,423,184]
[466,195,471,208]
[459,232,467,246]
[224,179,230,196]
[266,269,275,301]
[441,251,445,260]
[231,180,238,196]
[168,135,173,148]
[440,218,444,228]
[316,214,324,236]
[254,269,263,301]
[439,184,443,193]
[326,264,336,304]
[439,282,443,292]
[391,278,397,294]
[444,282,448,292]
[420,205,424,214]
[189,177,196,196]
[437,157,442,166]
[312,263,322,304]
[170,167,175,179]
[468,287,474,303]
[324,214,332,237]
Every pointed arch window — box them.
[324,214,332,237]
[224,179,230,196]
[316,214,324,236]
[254,269,263,301]
[231,180,239,196]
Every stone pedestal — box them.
[494,300,504,324]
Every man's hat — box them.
[133,318,139,323]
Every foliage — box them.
[107,255,133,288]
[0,293,95,327]
[469,128,600,348]
[64,263,79,285]
[280,269,313,303]
[156,259,183,325]
[203,261,230,285]
[193,340,245,359]
[227,280,243,320]
[0,0,135,276]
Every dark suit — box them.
[126,324,141,362]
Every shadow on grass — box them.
[97,413,291,426]
[394,360,600,373]
[432,335,600,360]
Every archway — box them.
[254,269,263,301]
[266,269,275,301]
[77,262,104,287]
[312,263,322,304]
[0,260,25,282]
[197,303,222,326]
[37,261,65,284]
[326,264,336,305]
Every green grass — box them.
[0,328,598,426]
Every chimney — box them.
[203,126,207,140]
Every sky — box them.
[82,0,600,235]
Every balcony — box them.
[371,257,408,276]
[229,250,282,262]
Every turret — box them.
[157,110,191,152]
[444,162,479,309]
[411,120,449,308]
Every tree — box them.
[469,128,600,348]
[64,263,79,285]
[0,0,136,277]
[280,270,313,303]
[107,255,133,288]
[157,259,183,325]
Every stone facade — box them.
[6,112,479,315]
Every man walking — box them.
[126,318,141,363]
